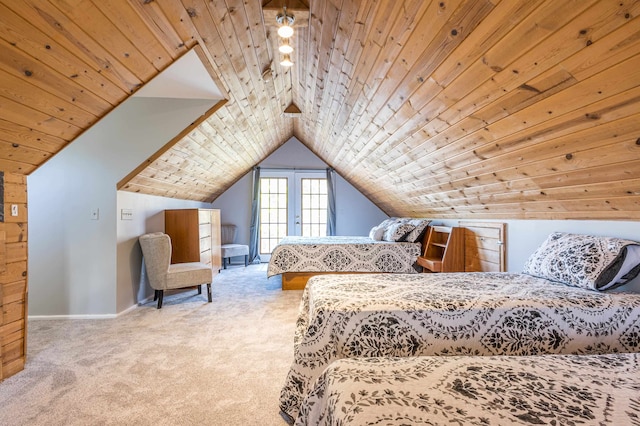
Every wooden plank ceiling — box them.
[0,0,639,220]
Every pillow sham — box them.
[382,221,415,242]
[404,219,431,243]
[522,232,640,291]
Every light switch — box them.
[11,204,18,216]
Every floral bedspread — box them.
[267,236,421,277]
[296,353,640,425]
[280,272,640,421]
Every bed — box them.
[267,218,430,290]
[295,353,640,425]
[280,232,640,421]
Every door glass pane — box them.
[300,178,328,237]
[260,177,288,254]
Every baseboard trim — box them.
[29,314,118,320]
[28,299,154,320]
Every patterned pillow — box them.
[404,219,431,243]
[383,220,415,242]
[522,232,640,291]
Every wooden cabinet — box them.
[164,209,222,273]
[417,226,464,273]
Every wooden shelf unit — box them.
[164,209,222,274]
[417,226,465,273]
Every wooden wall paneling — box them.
[196,121,252,170]
[338,0,496,174]
[0,95,82,141]
[326,0,457,163]
[2,0,141,94]
[0,38,110,117]
[362,0,599,181]
[0,1,127,103]
[0,173,27,381]
[0,119,67,154]
[0,69,97,129]
[239,0,288,144]
[0,140,52,168]
[310,0,365,148]
[459,221,505,272]
[365,55,640,202]
[306,0,346,139]
[0,0,638,219]
[406,99,640,200]
[51,0,159,79]
[364,0,629,183]
[90,0,177,67]
[128,0,189,58]
[194,0,271,149]
[317,0,431,157]
[207,0,274,145]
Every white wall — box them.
[116,191,210,312]
[211,138,388,245]
[28,97,215,317]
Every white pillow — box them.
[369,225,385,241]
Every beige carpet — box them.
[0,264,302,426]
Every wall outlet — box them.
[121,209,133,220]
[11,204,18,216]
[91,208,99,220]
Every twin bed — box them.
[296,353,640,425]
[276,230,640,424]
[267,236,422,289]
[268,218,430,289]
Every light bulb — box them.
[278,24,294,38]
[280,55,293,67]
[279,40,293,54]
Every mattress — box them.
[267,236,421,277]
[280,272,640,421]
[296,353,640,425]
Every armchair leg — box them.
[157,290,164,309]
[207,283,212,302]
[198,285,202,295]
[154,290,159,301]
[223,257,227,269]
[244,255,248,267]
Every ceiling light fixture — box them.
[276,7,295,38]
[279,39,293,54]
[280,54,293,67]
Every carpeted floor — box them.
[0,264,302,426]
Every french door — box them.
[259,171,328,258]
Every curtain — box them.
[249,167,261,263]
[326,168,336,236]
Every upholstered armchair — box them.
[139,232,213,309]
[220,224,249,268]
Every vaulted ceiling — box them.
[1,0,639,219]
